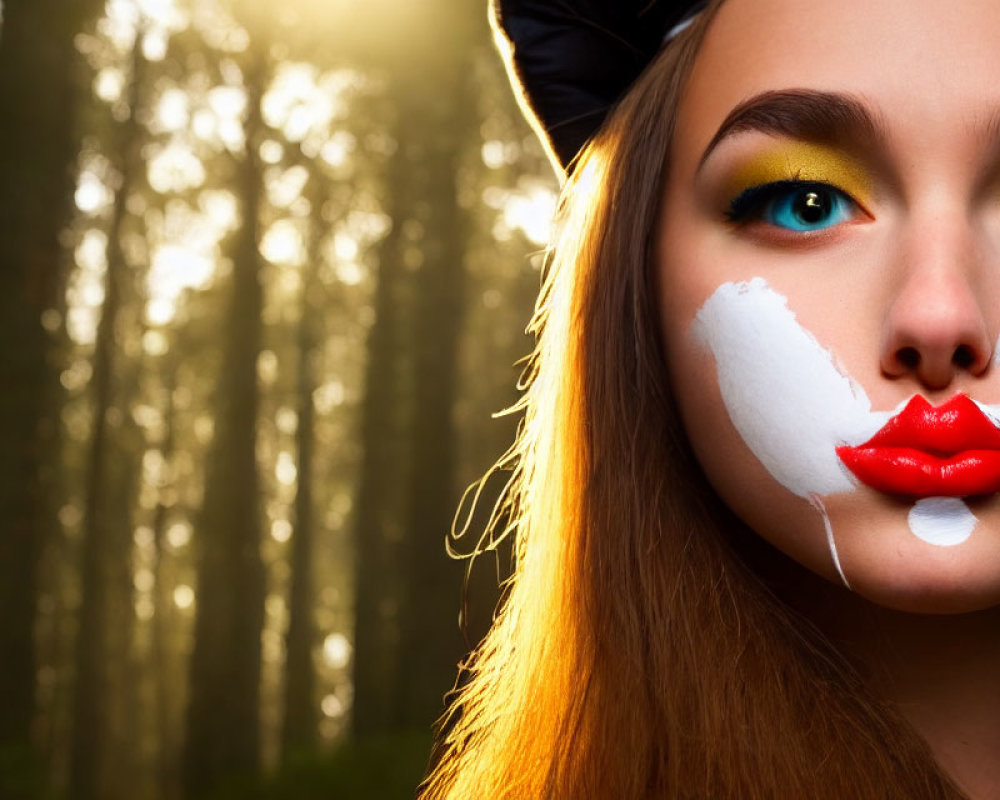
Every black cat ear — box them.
[490,0,706,174]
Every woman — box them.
[422,1,1000,796]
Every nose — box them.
[880,228,993,391]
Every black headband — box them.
[491,0,707,174]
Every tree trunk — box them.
[68,30,147,800]
[182,53,267,798]
[351,0,482,738]
[280,188,323,760]
[151,357,181,800]
[350,112,412,737]
[104,422,144,800]
[393,11,479,731]
[0,0,100,783]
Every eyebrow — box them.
[699,89,888,168]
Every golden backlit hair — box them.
[421,3,964,796]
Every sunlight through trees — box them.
[0,0,557,797]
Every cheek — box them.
[688,277,887,499]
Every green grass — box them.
[206,732,434,800]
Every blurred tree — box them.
[279,164,323,760]
[394,3,482,730]
[352,0,484,737]
[0,0,103,790]
[0,0,553,795]
[351,98,411,737]
[182,46,268,798]
[69,29,149,800]
[150,354,183,800]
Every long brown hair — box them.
[421,3,965,797]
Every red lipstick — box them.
[836,394,1000,497]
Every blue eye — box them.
[727,181,856,232]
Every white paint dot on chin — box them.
[907,497,977,547]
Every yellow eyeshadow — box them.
[724,142,872,205]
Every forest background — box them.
[0,0,554,797]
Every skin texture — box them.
[657,1,1000,794]
[658,0,1000,614]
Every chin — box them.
[738,487,1000,616]
[853,581,1000,616]
[830,509,1000,615]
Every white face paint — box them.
[908,498,977,547]
[692,278,983,582]
[693,278,889,498]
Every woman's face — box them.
[658,0,1000,613]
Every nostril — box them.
[897,347,920,370]
[953,344,975,369]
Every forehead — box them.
[675,0,1000,158]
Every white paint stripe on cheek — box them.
[809,495,851,589]
[691,279,986,580]
[691,278,879,589]
[692,278,888,499]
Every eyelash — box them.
[725,179,856,225]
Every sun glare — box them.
[101,0,188,55]
[321,131,355,168]
[257,350,279,385]
[335,261,364,286]
[275,407,298,434]
[142,448,168,487]
[198,189,238,230]
[208,84,246,120]
[147,140,207,193]
[483,179,558,246]
[94,67,125,103]
[133,525,155,549]
[100,0,141,51]
[167,520,192,549]
[275,451,297,486]
[75,229,108,273]
[503,184,556,245]
[136,0,188,30]
[156,87,189,131]
[140,196,235,326]
[186,0,248,52]
[75,171,114,215]
[173,584,195,610]
[145,243,214,325]
[134,568,155,593]
[333,232,358,261]
[261,63,361,153]
[141,28,169,61]
[322,632,351,669]
[266,165,309,208]
[67,230,109,345]
[260,219,306,266]
[321,694,344,719]
[263,63,325,141]
[259,139,284,165]
[270,518,292,543]
[313,379,345,413]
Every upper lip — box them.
[857,394,1000,454]
[836,393,1000,497]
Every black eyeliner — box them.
[726,179,837,222]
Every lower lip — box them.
[836,446,1000,497]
